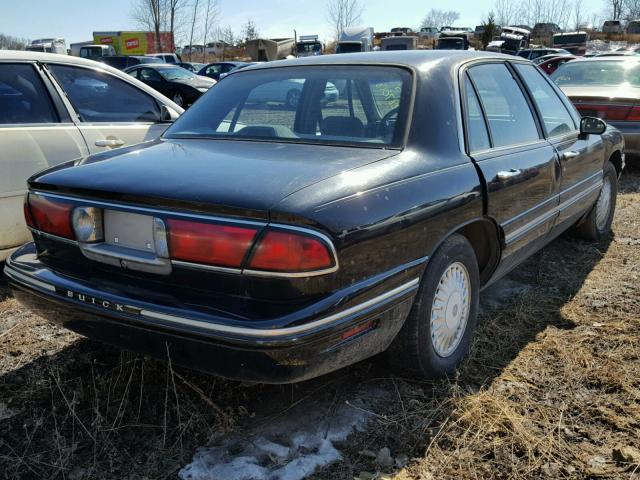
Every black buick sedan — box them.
[5,51,624,383]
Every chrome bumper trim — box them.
[140,277,419,337]
[4,260,420,338]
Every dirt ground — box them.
[0,166,638,480]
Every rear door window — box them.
[463,76,490,151]
[468,63,540,148]
[0,63,58,125]
[48,64,161,123]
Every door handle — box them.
[496,169,522,181]
[561,150,580,160]
[95,139,125,148]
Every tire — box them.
[578,161,618,240]
[172,91,185,107]
[285,89,300,109]
[388,234,480,379]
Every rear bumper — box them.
[607,121,640,157]
[4,243,423,383]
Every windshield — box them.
[552,60,640,87]
[297,42,322,54]
[554,34,587,45]
[437,39,464,49]
[139,57,163,64]
[164,66,412,148]
[158,67,196,81]
[336,43,362,53]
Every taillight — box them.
[248,230,334,273]
[23,194,36,229]
[167,219,258,268]
[28,194,75,239]
[576,103,640,121]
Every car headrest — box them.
[321,116,365,137]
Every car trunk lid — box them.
[562,85,640,121]
[30,138,400,220]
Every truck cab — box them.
[79,45,116,61]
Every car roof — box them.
[0,50,185,113]
[127,63,180,69]
[238,50,515,73]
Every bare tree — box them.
[241,19,259,42]
[493,0,520,26]
[326,0,364,41]
[187,0,200,60]
[131,0,162,50]
[420,9,460,29]
[0,33,29,50]
[572,0,585,29]
[131,0,187,52]
[201,0,219,62]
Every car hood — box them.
[172,75,215,89]
[559,85,640,102]
[30,139,400,220]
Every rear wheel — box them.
[285,89,300,109]
[578,161,618,240]
[389,234,479,378]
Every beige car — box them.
[0,51,184,261]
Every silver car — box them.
[0,51,184,261]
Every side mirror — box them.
[160,105,179,122]
[580,116,606,136]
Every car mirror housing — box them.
[580,116,606,136]
[160,105,179,122]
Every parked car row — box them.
[0,51,184,261]
[3,50,624,385]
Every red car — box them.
[537,55,577,75]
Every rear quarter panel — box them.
[273,149,484,288]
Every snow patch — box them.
[179,391,377,480]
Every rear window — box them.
[552,60,640,87]
[164,66,412,148]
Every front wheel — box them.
[578,161,618,240]
[388,234,479,378]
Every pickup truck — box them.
[5,51,624,383]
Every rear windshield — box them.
[552,60,640,87]
[553,34,587,45]
[164,65,412,148]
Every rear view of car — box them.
[553,57,640,157]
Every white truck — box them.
[336,27,374,53]
[25,38,66,55]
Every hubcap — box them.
[430,262,471,358]
[288,90,300,107]
[595,176,612,231]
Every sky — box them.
[1,0,605,46]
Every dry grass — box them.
[0,168,639,479]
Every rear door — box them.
[0,61,88,254]
[462,61,560,269]
[513,63,603,226]
[46,63,171,153]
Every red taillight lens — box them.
[248,230,333,272]
[23,195,36,229]
[576,104,640,121]
[28,194,75,239]
[167,219,258,268]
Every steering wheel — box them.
[379,106,399,136]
